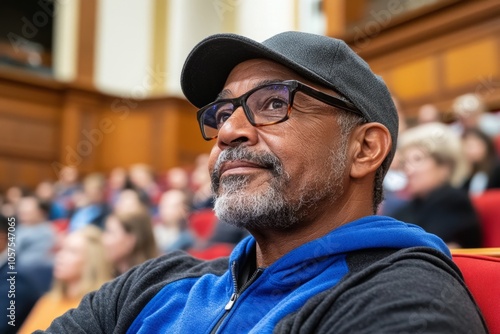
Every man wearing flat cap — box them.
[38,32,486,333]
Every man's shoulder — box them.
[276,247,487,333]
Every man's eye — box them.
[215,109,232,128]
[263,98,287,111]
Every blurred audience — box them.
[103,211,159,276]
[461,128,500,195]
[53,166,81,215]
[106,167,130,207]
[154,190,194,253]
[1,215,43,334]
[417,104,441,124]
[19,225,112,333]
[69,173,109,231]
[16,196,56,269]
[35,181,69,220]
[451,93,500,137]
[190,154,214,210]
[1,186,29,218]
[129,164,162,206]
[392,123,481,248]
[113,188,150,216]
[164,167,191,193]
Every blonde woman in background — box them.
[103,210,159,276]
[392,122,482,248]
[19,225,112,333]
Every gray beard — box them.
[211,145,346,231]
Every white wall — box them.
[87,0,323,96]
[164,0,226,96]
[236,0,296,42]
[94,0,153,96]
[53,0,79,82]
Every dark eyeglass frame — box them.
[196,79,364,140]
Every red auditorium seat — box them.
[187,209,233,260]
[188,209,218,241]
[453,253,500,333]
[471,190,500,247]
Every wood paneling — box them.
[444,38,499,89]
[99,108,153,169]
[390,57,437,100]
[0,68,212,191]
[336,1,500,118]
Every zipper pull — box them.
[224,293,238,310]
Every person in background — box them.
[1,186,28,218]
[35,181,69,220]
[461,127,500,195]
[0,215,42,334]
[103,210,159,276]
[19,225,112,333]
[417,103,441,125]
[392,122,481,248]
[16,196,56,269]
[129,164,162,206]
[451,93,500,137]
[105,167,130,207]
[190,154,214,210]
[164,167,191,193]
[53,166,81,214]
[68,173,109,231]
[113,188,151,216]
[154,189,194,253]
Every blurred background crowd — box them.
[0,152,249,333]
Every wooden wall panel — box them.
[157,100,180,171]
[0,68,216,191]
[341,1,500,118]
[443,38,499,89]
[390,57,437,100]
[0,157,57,190]
[98,109,153,170]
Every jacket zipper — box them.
[210,261,263,333]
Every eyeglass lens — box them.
[201,84,291,139]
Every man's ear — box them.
[349,123,392,179]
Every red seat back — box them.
[453,254,500,332]
[188,209,218,241]
[471,190,500,247]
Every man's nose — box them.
[216,107,258,148]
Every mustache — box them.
[211,146,284,192]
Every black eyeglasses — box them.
[197,80,364,140]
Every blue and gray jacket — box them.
[38,216,487,333]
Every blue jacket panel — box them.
[128,216,450,333]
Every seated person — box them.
[392,123,482,248]
[37,32,486,333]
[461,127,500,195]
[103,210,159,276]
[154,190,194,253]
[19,225,112,333]
[0,216,42,334]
